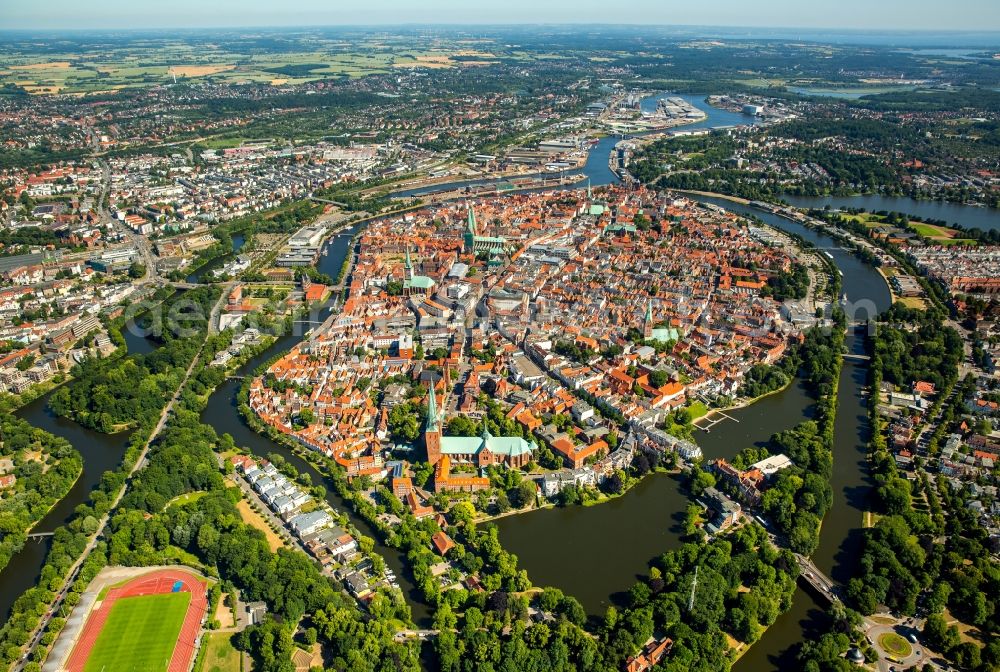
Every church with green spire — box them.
[402,245,435,296]
[463,205,508,257]
[423,378,536,469]
[586,179,607,217]
[643,299,681,344]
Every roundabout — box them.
[877,631,913,659]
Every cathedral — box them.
[424,379,536,470]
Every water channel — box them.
[186,232,246,283]
[496,196,891,669]
[780,194,1000,233]
[1,397,132,622]
[5,93,968,666]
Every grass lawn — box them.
[910,222,958,238]
[196,632,242,672]
[877,632,913,658]
[235,499,285,552]
[898,296,928,310]
[165,491,208,509]
[85,592,191,672]
[687,400,709,419]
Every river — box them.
[780,194,1000,233]
[495,196,891,669]
[186,232,246,283]
[494,376,816,616]
[0,294,184,620]
[4,91,973,664]
[392,94,764,198]
[0,396,132,623]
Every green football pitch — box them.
[84,592,191,672]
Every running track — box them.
[65,568,207,672]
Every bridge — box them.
[794,553,841,603]
[393,629,439,642]
[26,532,55,542]
[842,353,871,362]
[309,196,349,208]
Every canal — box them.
[779,194,1000,233]
[186,232,246,283]
[496,196,891,669]
[7,93,977,663]
[1,395,132,623]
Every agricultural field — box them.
[84,592,191,672]
[0,34,524,94]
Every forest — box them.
[48,287,218,432]
[0,418,82,574]
[872,303,964,391]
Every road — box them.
[863,617,957,672]
[758,526,949,672]
[96,159,160,285]
[208,281,234,335]
[12,290,226,671]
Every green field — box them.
[877,631,913,658]
[909,222,977,245]
[846,213,977,246]
[84,592,191,672]
[195,632,242,672]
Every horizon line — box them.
[3,23,1000,34]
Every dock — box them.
[694,410,740,433]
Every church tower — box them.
[424,378,442,464]
[464,206,477,254]
[404,245,414,281]
[643,300,654,339]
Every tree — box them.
[510,481,536,509]
[649,370,669,388]
[690,469,716,497]
[446,415,478,437]
[495,491,511,514]
[602,470,625,495]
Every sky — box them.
[3,0,1000,31]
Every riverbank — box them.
[696,376,797,430]
[875,266,900,305]
[0,451,83,576]
[0,374,69,414]
[475,465,686,525]
[673,189,752,205]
